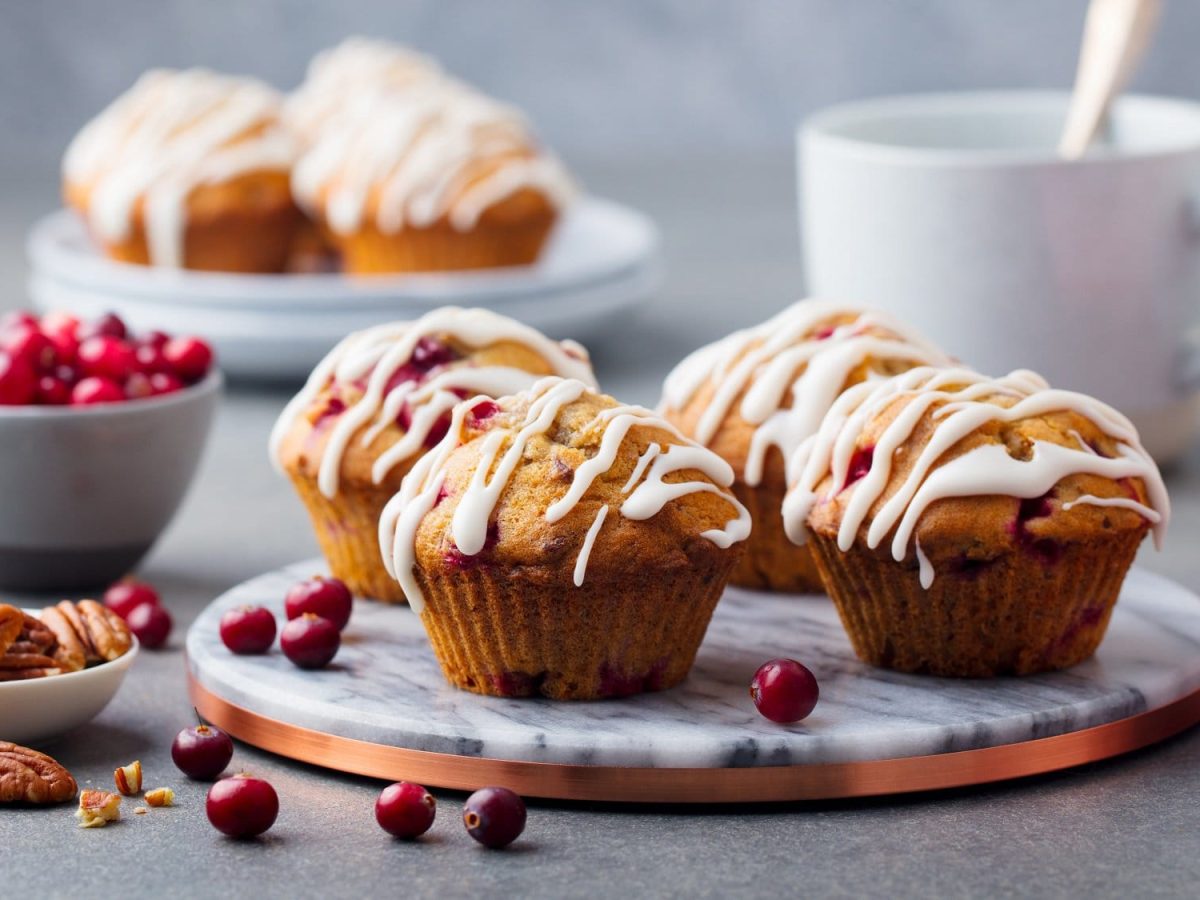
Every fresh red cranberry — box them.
[3,326,58,372]
[220,606,277,654]
[206,775,278,839]
[35,375,71,405]
[750,658,820,724]
[462,787,526,849]
[124,372,154,400]
[78,312,127,341]
[164,336,214,383]
[135,342,170,374]
[103,579,160,618]
[125,601,172,649]
[285,576,352,631]
[0,352,35,405]
[172,723,233,780]
[280,613,340,669]
[78,336,136,382]
[375,782,436,839]
[141,330,170,349]
[149,372,184,396]
[54,364,79,385]
[70,376,125,406]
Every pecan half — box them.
[54,601,97,663]
[77,601,132,662]
[0,742,78,804]
[39,606,86,673]
[0,604,21,655]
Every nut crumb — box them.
[134,807,148,815]
[75,790,121,828]
[114,760,142,796]
[144,787,175,808]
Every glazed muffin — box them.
[270,308,596,603]
[783,366,1169,677]
[379,377,751,699]
[287,39,575,273]
[63,68,300,272]
[660,300,952,593]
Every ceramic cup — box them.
[801,91,1200,463]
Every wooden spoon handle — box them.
[1058,0,1162,160]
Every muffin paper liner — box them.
[290,474,408,605]
[413,552,736,700]
[729,480,826,594]
[806,528,1145,677]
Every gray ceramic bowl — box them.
[0,372,221,591]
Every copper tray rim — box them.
[188,674,1200,804]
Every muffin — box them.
[660,300,952,593]
[63,68,300,272]
[782,366,1169,677]
[270,307,596,603]
[287,39,575,273]
[379,377,751,699]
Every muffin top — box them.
[380,378,751,611]
[270,308,596,498]
[782,367,1170,586]
[660,300,952,489]
[63,68,297,267]
[287,42,575,236]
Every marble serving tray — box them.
[186,560,1200,802]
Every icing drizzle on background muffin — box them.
[782,366,1169,587]
[62,68,296,268]
[660,300,952,486]
[380,377,751,611]
[268,307,596,498]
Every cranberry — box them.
[750,658,820,724]
[0,352,35,405]
[71,376,125,406]
[280,614,340,669]
[462,787,526,849]
[124,372,154,400]
[220,606,277,655]
[125,601,172,649]
[375,782,436,839]
[845,445,875,488]
[284,576,352,631]
[149,372,184,396]
[135,342,170,374]
[103,579,160,618]
[172,723,234,780]
[35,375,71,405]
[78,336,136,382]
[411,336,457,371]
[3,326,58,372]
[164,336,214,382]
[79,312,127,341]
[206,774,278,838]
[141,330,170,349]
[467,399,500,426]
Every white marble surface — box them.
[187,559,1200,771]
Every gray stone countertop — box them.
[2,155,1199,899]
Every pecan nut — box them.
[38,605,86,673]
[0,742,78,804]
[77,600,132,662]
[0,604,22,655]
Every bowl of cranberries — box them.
[0,309,220,590]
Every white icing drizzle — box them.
[915,539,934,590]
[574,506,610,587]
[1062,494,1162,521]
[63,68,296,268]
[660,299,952,486]
[782,367,1170,588]
[379,378,751,611]
[287,39,576,236]
[268,307,596,497]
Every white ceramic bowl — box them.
[0,619,138,744]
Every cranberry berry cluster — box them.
[0,310,214,407]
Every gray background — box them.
[6,0,1200,169]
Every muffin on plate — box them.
[660,300,952,593]
[270,307,596,603]
[783,366,1169,677]
[63,68,300,272]
[379,377,750,699]
[287,39,575,273]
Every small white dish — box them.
[0,616,138,745]
[27,197,662,380]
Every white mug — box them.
[800,91,1200,463]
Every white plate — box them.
[0,613,138,746]
[27,197,662,380]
